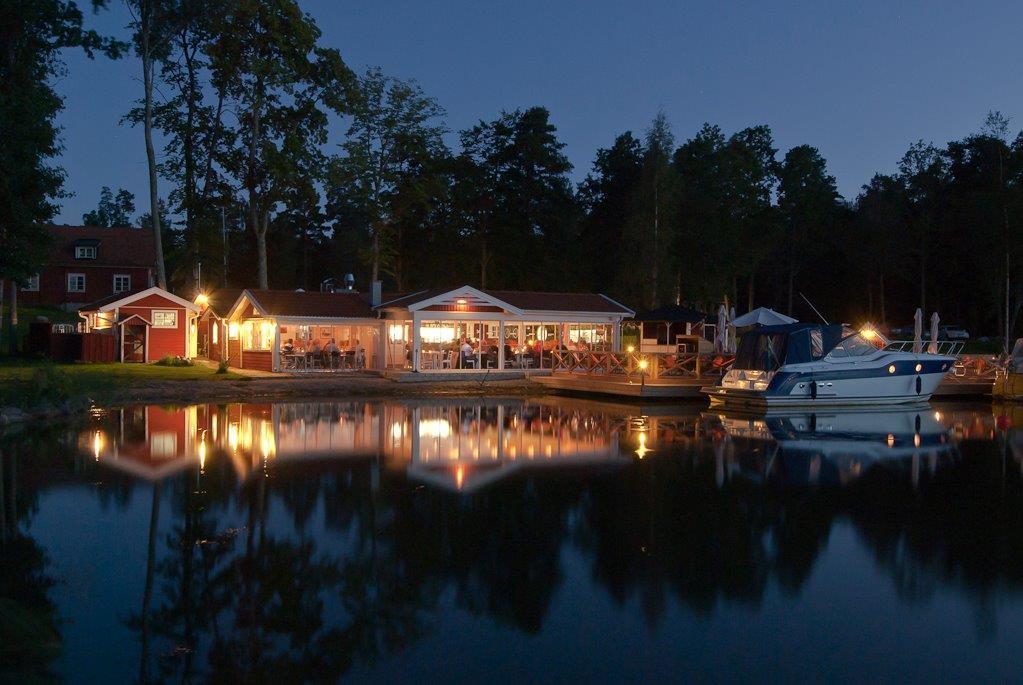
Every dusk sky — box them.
[55,0,1023,224]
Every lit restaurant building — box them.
[218,285,633,373]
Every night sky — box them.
[55,0,1023,224]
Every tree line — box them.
[3,0,1022,343]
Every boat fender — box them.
[810,380,818,400]
[915,376,922,395]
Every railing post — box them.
[695,354,702,378]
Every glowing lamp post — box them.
[638,357,649,387]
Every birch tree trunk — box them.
[141,0,166,289]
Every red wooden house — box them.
[19,224,156,310]
[79,286,200,362]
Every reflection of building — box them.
[80,399,634,493]
[87,405,199,479]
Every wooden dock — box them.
[533,373,707,399]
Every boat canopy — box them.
[733,323,845,371]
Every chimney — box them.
[371,280,382,307]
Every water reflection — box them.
[4,400,1023,681]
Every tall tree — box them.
[776,145,841,315]
[455,107,575,289]
[212,0,353,289]
[82,186,136,226]
[577,132,643,296]
[898,141,948,311]
[328,67,447,287]
[0,0,123,353]
[125,0,174,289]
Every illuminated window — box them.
[21,274,39,292]
[75,246,97,259]
[67,273,86,292]
[241,320,273,350]
[212,322,219,344]
[150,431,178,457]
[113,274,131,293]
[152,310,178,328]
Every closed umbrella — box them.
[929,312,940,353]
[716,305,727,353]
[728,307,737,353]
[913,308,923,353]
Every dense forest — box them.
[4,0,1023,339]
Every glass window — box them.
[212,322,219,344]
[152,310,178,328]
[827,333,877,358]
[734,332,787,371]
[75,246,97,259]
[67,273,86,292]
[21,274,39,291]
[113,274,131,293]
[241,320,273,350]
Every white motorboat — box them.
[702,323,960,408]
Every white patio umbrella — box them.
[731,307,797,328]
[929,312,940,353]
[716,305,727,353]
[913,308,923,353]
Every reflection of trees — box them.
[14,403,1023,680]
[0,436,61,682]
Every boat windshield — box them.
[826,332,878,359]
[734,331,787,371]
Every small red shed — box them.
[79,286,201,362]
[194,288,242,362]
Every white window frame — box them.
[21,274,40,292]
[75,246,97,259]
[152,310,178,328]
[113,274,131,293]
[67,273,86,293]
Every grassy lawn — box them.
[0,359,245,385]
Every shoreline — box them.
[0,375,550,425]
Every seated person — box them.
[460,338,474,367]
[282,338,295,354]
[353,338,365,368]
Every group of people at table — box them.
[414,337,593,370]
[281,338,366,370]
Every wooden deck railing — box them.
[550,350,734,380]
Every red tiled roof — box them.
[375,287,632,314]
[485,290,633,314]
[45,225,157,267]
[79,289,147,311]
[246,290,376,319]
[203,288,243,317]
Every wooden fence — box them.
[26,323,116,362]
[550,350,734,380]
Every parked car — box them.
[939,325,970,341]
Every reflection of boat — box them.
[703,323,957,408]
[711,407,955,486]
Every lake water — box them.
[3,397,1023,682]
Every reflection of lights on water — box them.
[419,419,451,439]
[390,422,403,441]
[934,411,942,421]
[259,421,275,459]
[635,432,652,459]
[455,465,465,490]
[199,437,207,473]
[913,434,921,448]
[886,433,895,447]
[93,431,104,461]
[228,423,239,452]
